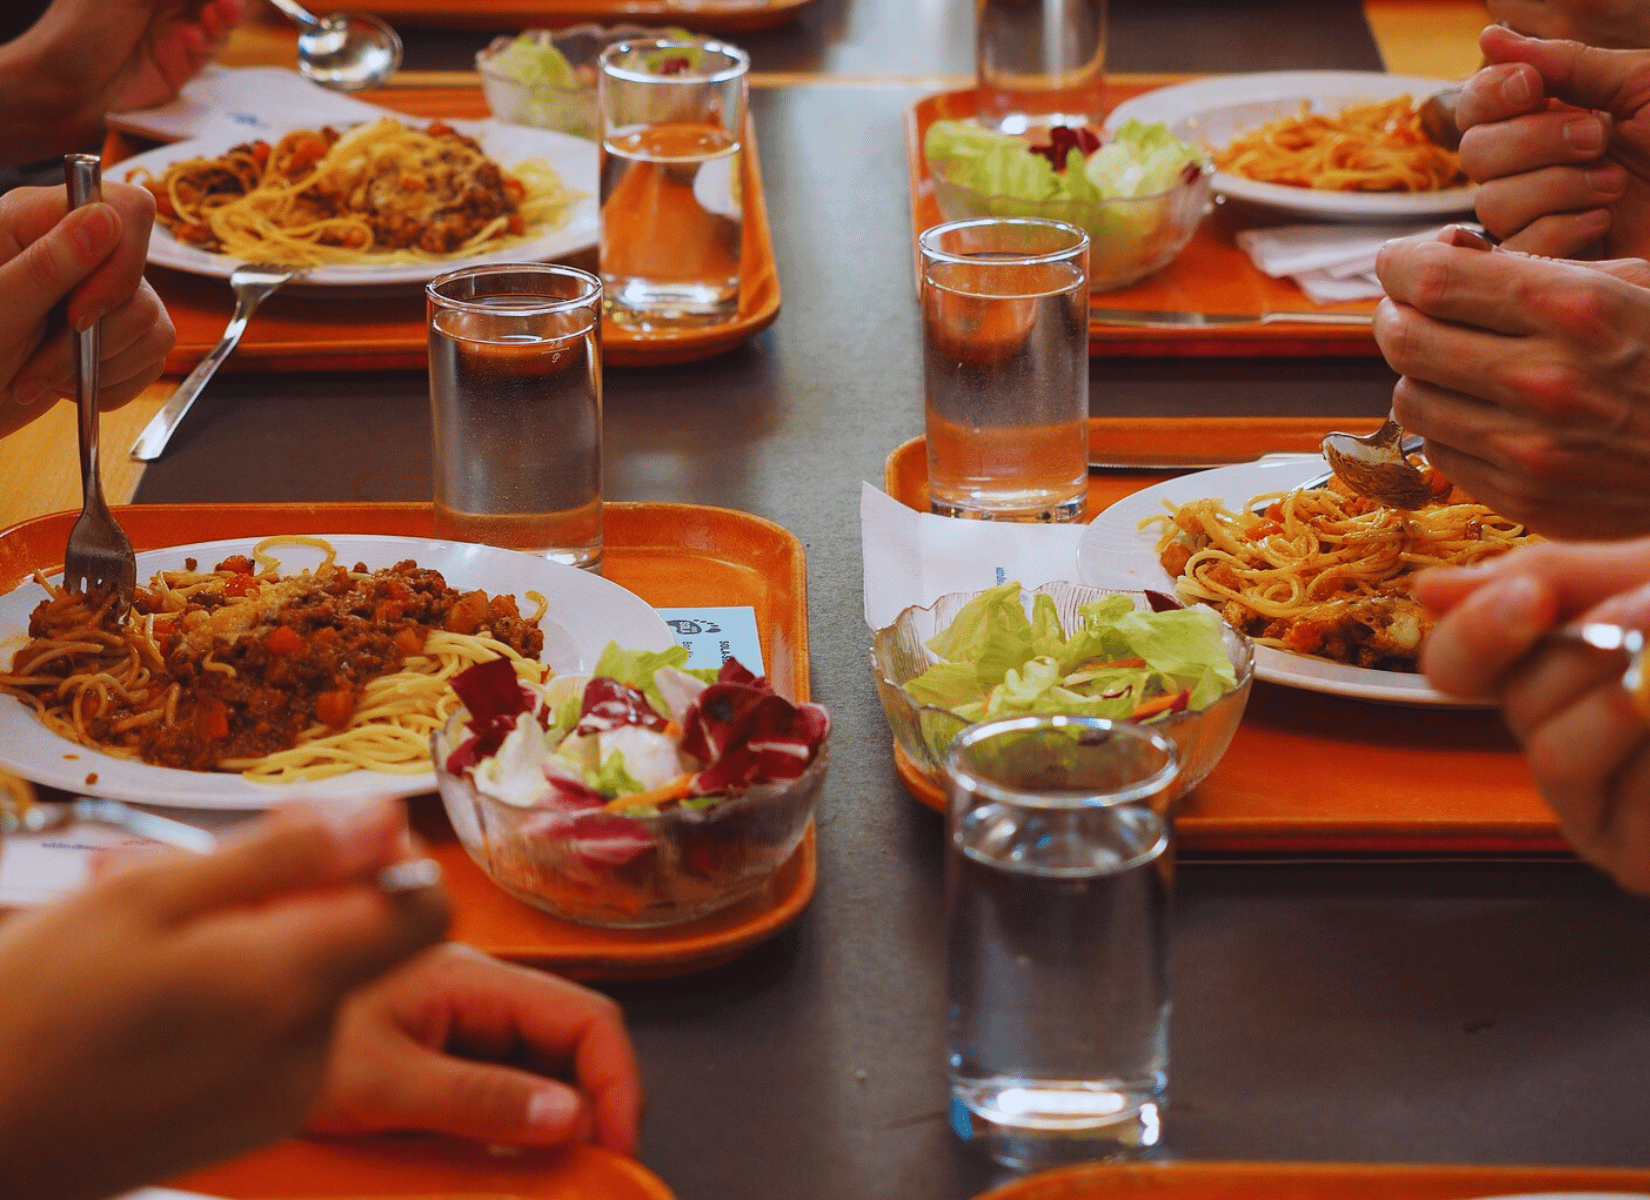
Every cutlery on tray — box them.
[129,262,306,462]
[1088,451,1320,473]
[60,154,137,616]
[1090,307,1375,328]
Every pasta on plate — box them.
[0,537,549,783]
[1147,469,1535,671]
[128,117,582,267]
[1213,95,1464,193]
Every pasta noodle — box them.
[1147,473,1534,670]
[128,118,581,267]
[1213,95,1464,193]
[0,537,549,783]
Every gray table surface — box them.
[133,4,1650,1198]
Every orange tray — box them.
[0,501,815,978]
[906,86,1381,359]
[883,417,1567,858]
[976,1160,1650,1200]
[343,0,816,32]
[172,1136,673,1199]
[107,87,780,374]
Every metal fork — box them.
[61,155,136,617]
[129,261,305,461]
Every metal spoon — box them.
[1321,413,1435,509]
[1419,88,1463,152]
[265,0,402,92]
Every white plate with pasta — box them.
[0,535,673,808]
[1105,71,1476,222]
[1076,456,1512,706]
[117,118,599,289]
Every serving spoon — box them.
[266,0,403,92]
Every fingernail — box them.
[1501,69,1533,108]
[71,205,117,259]
[1580,208,1612,233]
[1564,116,1604,154]
[526,1087,580,1133]
[1498,575,1547,638]
[13,381,46,406]
[1587,166,1626,195]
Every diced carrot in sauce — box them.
[195,700,230,741]
[314,689,356,728]
[392,627,425,655]
[265,625,302,655]
[222,573,258,598]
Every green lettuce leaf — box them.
[588,748,645,799]
[1085,118,1203,198]
[590,642,694,718]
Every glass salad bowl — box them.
[869,581,1253,805]
[477,25,670,140]
[430,653,830,930]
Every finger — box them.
[14,283,174,404]
[1474,163,1625,241]
[1419,570,1559,698]
[121,797,412,922]
[1480,25,1650,118]
[1416,540,1650,621]
[1586,255,1650,288]
[1375,302,1539,410]
[64,182,157,333]
[0,203,122,339]
[1456,60,1547,130]
[1459,108,1609,179]
[1576,742,1650,895]
[1497,208,1613,257]
[227,879,450,1000]
[1519,677,1650,849]
[351,1044,594,1146]
[1375,239,1546,335]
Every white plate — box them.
[1076,457,1480,707]
[1104,71,1476,222]
[0,535,673,809]
[115,119,598,289]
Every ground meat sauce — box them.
[97,556,542,772]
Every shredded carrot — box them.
[1131,688,1190,720]
[1081,657,1147,671]
[604,773,696,812]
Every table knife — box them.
[1090,307,1374,328]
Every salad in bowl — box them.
[433,643,829,928]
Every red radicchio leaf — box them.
[656,55,692,75]
[576,676,666,735]
[679,659,830,794]
[545,774,607,812]
[1028,125,1100,172]
[447,658,538,770]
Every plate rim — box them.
[0,533,672,808]
[1104,69,1477,221]
[114,117,599,288]
[1075,456,1486,707]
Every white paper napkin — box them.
[1235,221,1448,304]
[860,482,1088,630]
[107,66,398,144]
[0,823,165,909]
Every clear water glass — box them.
[976,0,1108,134]
[921,217,1090,523]
[945,714,1180,1171]
[426,263,603,571]
[598,37,749,330]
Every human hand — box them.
[1417,539,1650,893]
[1486,0,1650,48]
[0,180,174,440]
[1373,227,1650,537]
[1455,25,1650,257]
[0,796,449,1200]
[306,943,642,1156]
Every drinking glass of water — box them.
[598,37,749,330]
[426,263,603,571]
[920,217,1090,523]
[944,714,1180,1171]
[976,0,1108,134]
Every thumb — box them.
[1481,24,1650,117]
[0,203,122,335]
[369,1047,592,1146]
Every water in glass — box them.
[600,122,743,327]
[429,299,602,569]
[976,0,1108,134]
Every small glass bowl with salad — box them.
[924,118,1213,292]
[870,581,1252,805]
[432,643,830,929]
[477,25,692,140]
